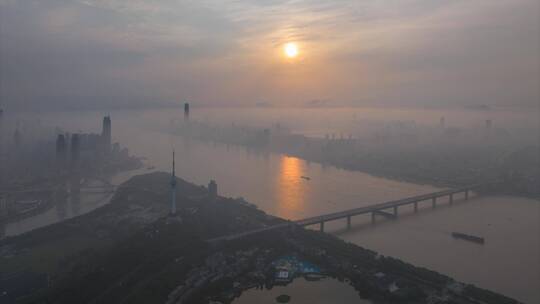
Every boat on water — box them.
[451,232,485,244]
[300,176,311,181]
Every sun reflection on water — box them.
[276,156,307,220]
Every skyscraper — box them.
[71,133,80,164]
[170,150,177,215]
[56,134,67,163]
[102,116,112,154]
[184,103,190,120]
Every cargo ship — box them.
[451,232,485,244]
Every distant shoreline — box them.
[168,122,539,200]
[3,103,539,114]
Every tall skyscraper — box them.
[440,116,445,128]
[184,103,190,120]
[170,150,177,215]
[102,116,112,154]
[56,134,67,163]
[71,133,80,164]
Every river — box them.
[2,107,538,303]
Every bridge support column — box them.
[347,216,351,230]
[371,212,376,224]
[449,194,454,205]
[320,221,325,232]
[393,206,398,217]
[414,202,418,213]
[465,190,469,200]
[432,197,436,208]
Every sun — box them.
[284,42,298,58]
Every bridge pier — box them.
[374,210,397,220]
[371,212,376,224]
[393,206,398,216]
[414,201,418,212]
[432,197,436,208]
[346,216,351,230]
[449,194,454,205]
[320,221,325,232]
[465,190,469,200]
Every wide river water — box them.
[2,107,539,303]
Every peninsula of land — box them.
[0,173,520,304]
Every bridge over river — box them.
[208,184,486,243]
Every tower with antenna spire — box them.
[170,150,177,215]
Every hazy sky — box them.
[1,0,538,110]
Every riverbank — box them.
[0,173,519,304]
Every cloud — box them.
[0,0,538,110]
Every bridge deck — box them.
[295,185,478,226]
[208,184,482,243]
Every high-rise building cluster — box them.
[54,116,114,170]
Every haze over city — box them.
[0,1,539,304]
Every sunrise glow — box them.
[284,42,298,58]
